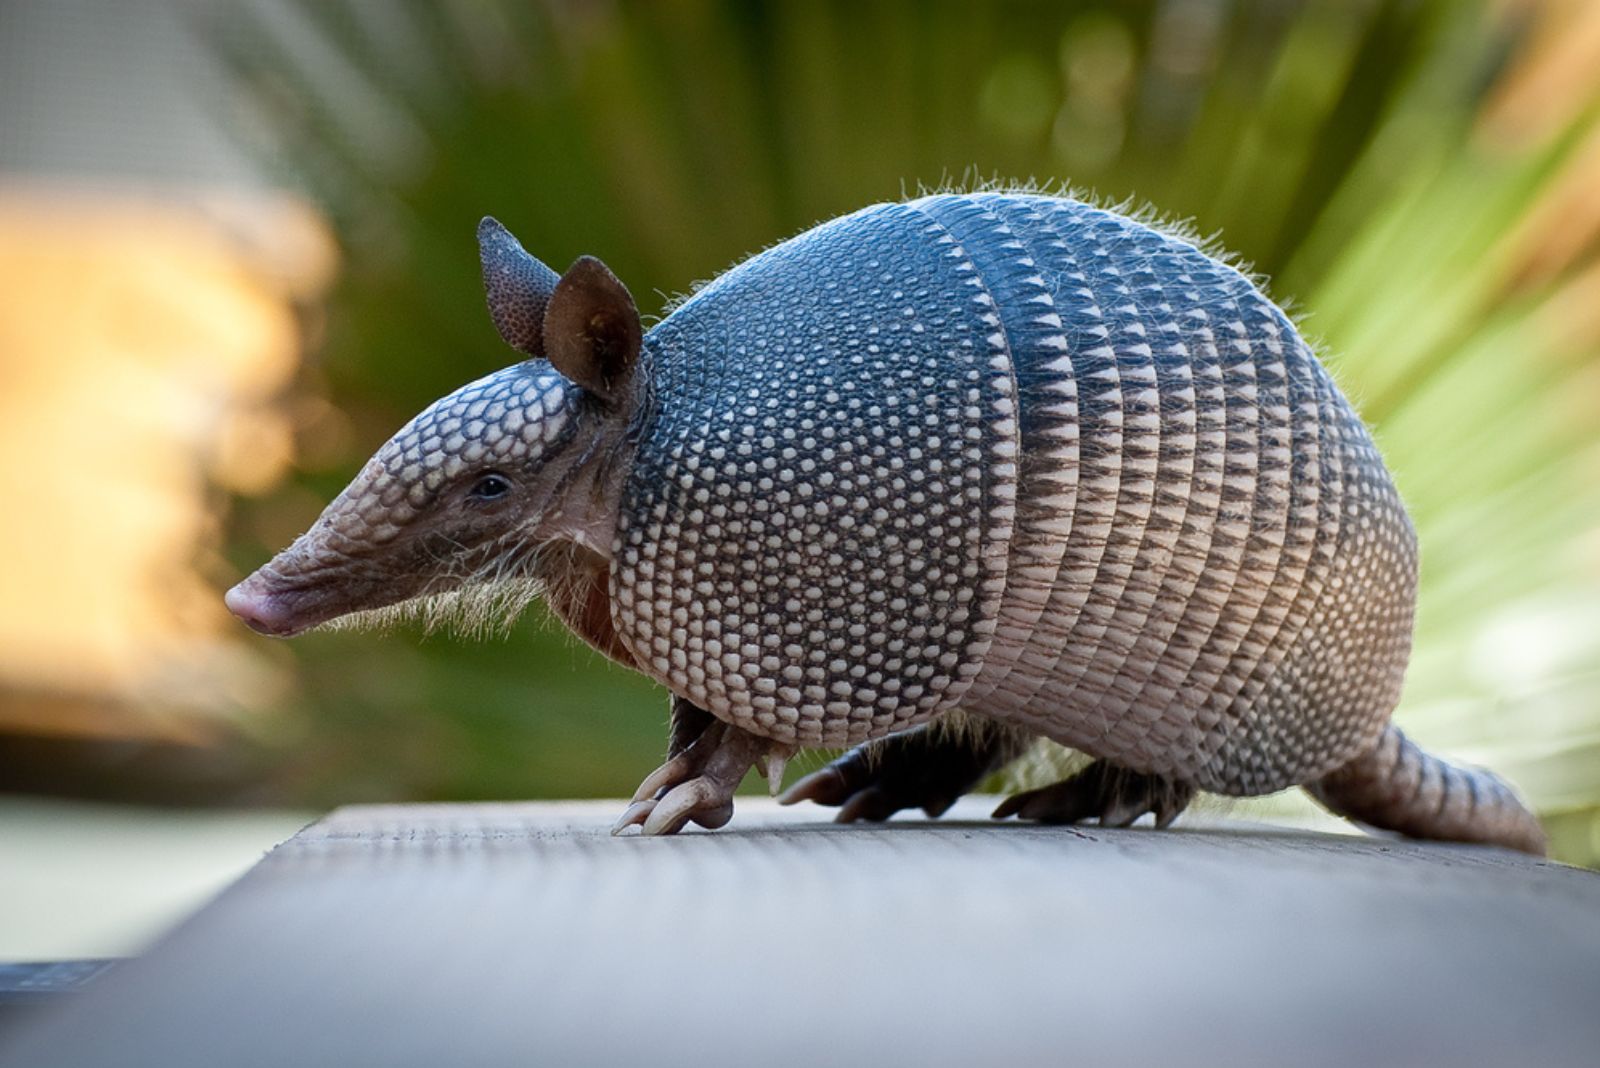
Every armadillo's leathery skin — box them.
[611,193,1415,794]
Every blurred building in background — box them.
[0,1,334,799]
[0,0,1596,868]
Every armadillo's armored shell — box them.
[613,204,1021,747]
[611,193,1417,791]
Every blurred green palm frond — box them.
[205,0,1600,863]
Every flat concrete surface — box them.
[2,799,1597,1068]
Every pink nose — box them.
[225,581,298,637]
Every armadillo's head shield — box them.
[225,218,642,637]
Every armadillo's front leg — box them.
[779,716,1034,822]
[612,697,795,836]
[992,760,1196,829]
[665,694,716,759]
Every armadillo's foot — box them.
[779,718,1033,823]
[613,717,794,837]
[992,759,1196,829]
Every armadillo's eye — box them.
[467,473,512,501]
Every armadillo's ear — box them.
[542,255,642,402]
[478,216,560,357]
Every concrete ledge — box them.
[3,799,1597,1067]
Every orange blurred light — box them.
[0,187,334,739]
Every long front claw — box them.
[613,793,734,836]
[617,712,786,836]
[630,753,696,804]
[611,798,658,835]
[641,780,734,836]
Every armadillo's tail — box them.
[1305,725,1546,856]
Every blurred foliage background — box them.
[2,0,1599,876]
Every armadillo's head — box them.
[225,218,644,638]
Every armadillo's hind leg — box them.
[613,697,795,837]
[779,715,1033,822]
[993,760,1197,829]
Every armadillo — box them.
[225,192,1546,854]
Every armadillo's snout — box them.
[225,577,307,638]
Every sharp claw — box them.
[622,715,768,835]
[760,751,790,796]
[1098,798,1145,829]
[1154,784,1194,828]
[1019,795,1060,823]
[631,755,692,804]
[639,806,686,837]
[991,792,1028,820]
[1154,799,1182,829]
[995,765,1193,829]
[995,784,1099,825]
[836,785,894,823]
[611,798,657,835]
[642,780,720,836]
[778,767,847,807]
